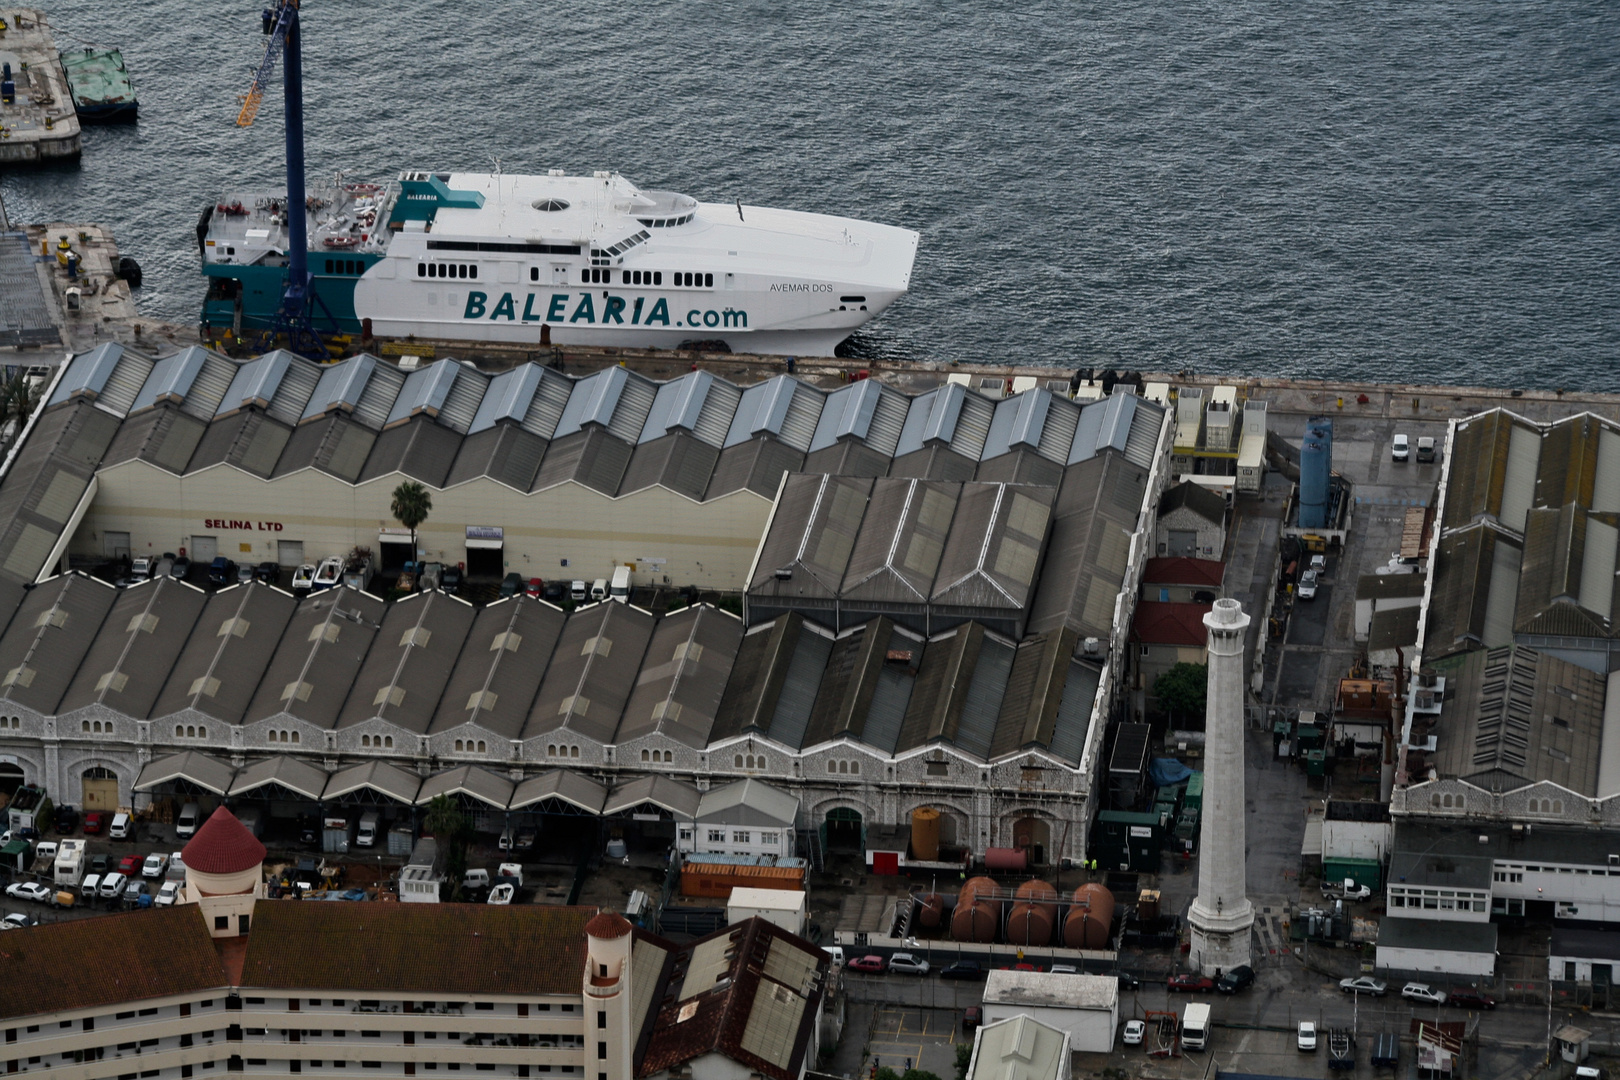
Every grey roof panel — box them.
[58,576,207,718]
[438,366,489,433]
[337,591,477,733]
[618,432,719,500]
[953,633,1014,759]
[387,359,460,428]
[839,479,959,608]
[524,602,656,743]
[694,777,797,825]
[981,391,1050,461]
[133,750,234,796]
[604,773,702,819]
[444,423,548,491]
[930,483,1055,620]
[150,583,298,725]
[810,380,884,453]
[860,627,916,754]
[351,357,406,430]
[641,370,718,443]
[300,354,377,422]
[469,364,542,434]
[725,375,798,449]
[1048,660,1100,764]
[130,347,207,414]
[711,615,802,742]
[356,415,459,487]
[322,758,423,804]
[430,598,566,739]
[617,605,744,748]
[244,588,388,729]
[182,353,239,421]
[705,437,806,500]
[0,574,118,714]
[265,355,321,427]
[510,768,609,813]
[747,474,874,601]
[554,366,630,438]
[766,623,834,749]
[228,755,330,800]
[415,764,514,809]
[217,350,291,417]
[896,385,965,457]
[47,344,123,407]
[532,428,633,496]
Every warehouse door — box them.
[103,531,130,560]
[379,534,413,571]
[1168,530,1198,558]
[82,766,119,811]
[278,540,305,567]
[0,763,21,800]
[189,535,217,563]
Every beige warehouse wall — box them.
[76,461,772,589]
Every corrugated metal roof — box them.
[989,629,1075,758]
[778,382,826,452]
[96,350,155,417]
[1498,421,1541,535]
[765,622,833,749]
[725,375,799,449]
[897,384,963,457]
[228,755,329,800]
[415,764,514,809]
[130,347,208,414]
[57,576,208,718]
[217,350,291,417]
[509,769,609,814]
[839,479,958,608]
[616,604,743,748]
[554,366,630,438]
[244,587,387,729]
[444,423,547,491]
[338,591,477,733]
[809,380,884,453]
[951,391,995,460]
[604,773,703,819]
[981,391,1051,461]
[748,474,874,601]
[437,366,489,434]
[430,598,565,739]
[1048,660,1100,764]
[952,633,1014,759]
[859,625,916,754]
[711,615,802,742]
[930,483,1054,617]
[468,364,541,434]
[802,620,890,747]
[300,354,377,422]
[265,354,320,426]
[641,371,740,445]
[387,360,459,428]
[151,583,298,725]
[606,371,658,444]
[705,437,805,499]
[47,343,122,407]
[349,358,405,429]
[183,353,238,421]
[133,750,234,796]
[0,574,118,715]
[322,758,422,804]
[618,432,720,500]
[525,602,655,744]
[694,778,797,825]
[896,623,982,752]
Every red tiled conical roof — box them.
[585,912,632,939]
[181,806,267,875]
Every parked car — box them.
[82,811,105,835]
[311,556,343,591]
[167,854,187,880]
[570,580,587,602]
[1297,568,1319,600]
[53,804,79,833]
[514,828,536,851]
[1122,1019,1146,1046]
[498,825,516,851]
[500,572,525,598]
[141,853,168,879]
[154,881,181,907]
[887,952,929,976]
[169,556,191,580]
[525,577,544,599]
[88,854,109,875]
[440,565,463,595]
[253,561,280,583]
[1402,982,1447,1004]
[1322,879,1373,901]
[1446,989,1495,1010]
[1340,976,1388,996]
[1167,973,1216,993]
[98,872,126,899]
[1,912,35,929]
[1216,965,1255,994]
[1298,1021,1318,1052]
[1392,433,1410,461]
[846,955,886,974]
[4,882,51,904]
[118,854,143,878]
[1115,972,1141,990]
[130,556,153,581]
[291,564,317,591]
[963,1006,981,1034]
[207,556,238,586]
[1048,964,1078,974]
[122,879,149,905]
[542,580,565,603]
[80,873,101,900]
[1417,435,1437,463]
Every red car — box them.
[1167,974,1216,993]
[846,955,886,974]
[117,854,143,877]
[1446,990,1495,1010]
[525,577,544,599]
[999,963,1041,972]
[82,811,105,835]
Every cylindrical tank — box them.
[951,876,998,943]
[911,807,941,862]
[1299,416,1333,529]
[915,892,944,929]
[1063,883,1116,950]
[1006,879,1057,946]
[983,846,1028,873]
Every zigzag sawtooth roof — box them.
[616,604,744,749]
[32,342,1164,508]
[430,597,567,739]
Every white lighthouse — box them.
[1187,597,1255,975]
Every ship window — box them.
[530,267,539,282]
[704,273,713,287]
[654,271,662,285]
[418,263,426,277]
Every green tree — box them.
[423,794,470,902]
[390,481,432,561]
[954,1044,973,1080]
[0,374,40,447]
[1153,661,1209,728]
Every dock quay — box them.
[0,8,80,163]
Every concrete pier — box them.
[0,9,80,163]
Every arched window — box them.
[827,761,837,773]
[735,754,744,768]
[663,750,673,763]
[548,745,557,757]
[850,761,859,775]
[477,741,486,753]
[757,755,767,770]
[291,731,300,744]
[838,761,848,774]
[198,727,207,739]
[641,749,650,762]
[384,736,393,749]
[570,745,579,758]
[175,725,184,738]
[82,720,90,733]
[745,755,755,769]
[362,735,371,748]
[455,739,464,752]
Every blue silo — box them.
[1299,416,1333,529]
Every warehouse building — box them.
[0,344,1172,867]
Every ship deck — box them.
[0,9,81,163]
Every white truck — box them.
[1181,1002,1211,1051]
[54,840,85,887]
[356,811,380,848]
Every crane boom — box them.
[236,7,290,128]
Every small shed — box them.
[1555,1023,1593,1065]
[726,887,806,935]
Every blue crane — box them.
[236,1,324,359]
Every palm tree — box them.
[0,374,40,447]
[390,481,432,562]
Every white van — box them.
[610,566,631,603]
[821,945,845,968]
[175,802,201,838]
[356,811,380,847]
[108,812,132,840]
[570,580,587,602]
[590,578,608,602]
[1181,1002,1211,1051]
[463,868,490,891]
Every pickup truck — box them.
[1322,879,1372,901]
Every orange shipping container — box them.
[680,863,806,899]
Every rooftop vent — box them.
[774,567,793,580]
[532,199,570,212]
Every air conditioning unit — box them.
[774,567,793,580]
[1083,637,1102,656]
[1478,835,1491,844]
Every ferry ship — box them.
[199,170,919,356]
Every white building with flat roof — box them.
[980,970,1118,1054]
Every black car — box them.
[499,572,525,598]
[169,555,191,580]
[254,561,280,584]
[207,556,237,585]
[940,960,985,981]
[53,804,79,833]
[441,566,463,595]
[1116,972,1141,990]
[296,815,319,847]
[542,580,565,602]
[1216,965,1254,994]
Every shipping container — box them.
[679,862,806,899]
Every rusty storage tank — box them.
[1063,883,1116,950]
[951,876,999,943]
[911,807,941,862]
[1005,879,1058,946]
[983,846,1029,872]
[915,892,945,929]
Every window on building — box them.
[708,830,725,843]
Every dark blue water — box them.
[5,1,1617,388]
